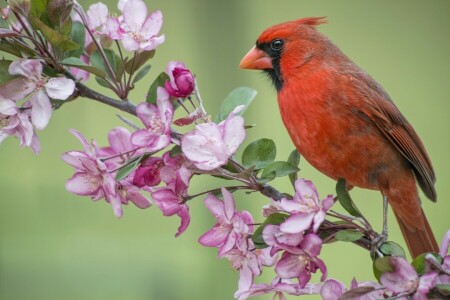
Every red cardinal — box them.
[240,17,438,257]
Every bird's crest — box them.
[294,17,327,27]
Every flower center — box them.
[130,31,144,43]
[149,116,164,133]
[0,115,10,128]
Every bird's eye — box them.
[271,39,284,51]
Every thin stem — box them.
[125,51,137,93]
[100,148,140,162]
[177,99,191,115]
[116,114,140,130]
[74,5,122,96]
[115,40,126,92]
[184,185,249,202]
[193,78,208,120]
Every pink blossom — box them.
[182,106,246,170]
[275,234,327,287]
[0,96,40,153]
[131,87,173,151]
[262,224,303,254]
[380,256,438,299]
[235,277,321,300]
[151,165,192,237]
[164,61,195,98]
[132,156,164,187]
[320,278,388,300]
[117,0,165,51]
[275,179,334,234]
[225,238,261,294]
[437,230,450,284]
[62,129,151,218]
[0,59,75,130]
[99,127,142,169]
[198,187,254,256]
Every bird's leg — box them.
[371,195,389,255]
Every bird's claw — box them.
[371,231,388,257]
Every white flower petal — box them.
[45,77,75,100]
[31,91,52,130]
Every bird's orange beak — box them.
[239,46,272,70]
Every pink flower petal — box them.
[140,34,165,51]
[0,77,36,100]
[152,188,181,216]
[104,17,124,40]
[69,129,93,154]
[440,229,450,257]
[141,10,163,38]
[121,35,139,52]
[65,172,102,195]
[295,179,319,205]
[320,279,346,300]
[9,59,42,80]
[108,194,123,218]
[166,61,185,89]
[130,129,158,147]
[175,205,190,237]
[31,90,51,130]
[238,264,254,294]
[380,257,418,294]
[86,2,108,30]
[123,0,147,31]
[126,189,152,208]
[136,102,158,128]
[203,193,226,222]
[198,224,229,247]
[156,87,173,125]
[279,213,314,234]
[275,252,303,279]
[222,187,236,221]
[222,114,245,155]
[45,77,75,100]
[0,98,18,115]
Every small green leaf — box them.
[60,57,106,78]
[336,178,364,218]
[379,241,406,258]
[66,21,85,58]
[287,149,301,186]
[169,145,182,157]
[261,161,299,179]
[242,138,276,169]
[258,170,276,184]
[0,60,15,84]
[339,287,376,300]
[0,41,24,57]
[132,65,152,84]
[215,87,257,122]
[126,50,155,74]
[95,76,112,89]
[411,253,442,275]
[436,284,450,296]
[335,230,363,242]
[29,16,79,52]
[30,0,49,17]
[146,72,170,104]
[90,49,119,79]
[115,57,129,83]
[373,256,394,281]
[252,212,289,248]
[115,155,144,182]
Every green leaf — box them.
[169,145,182,157]
[66,21,85,58]
[242,138,276,169]
[335,230,363,242]
[215,87,257,122]
[132,65,152,84]
[0,60,15,84]
[261,161,299,179]
[287,149,301,186]
[379,241,406,258]
[29,16,79,52]
[146,72,170,104]
[126,50,155,74]
[411,253,442,275]
[336,178,364,218]
[0,41,24,57]
[115,155,145,182]
[95,76,112,89]
[115,57,129,83]
[373,256,394,281]
[258,170,276,184]
[30,0,49,18]
[436,284,450,296]
[60,57,106,78]
[252,213,289,248]
[90,49,118,79]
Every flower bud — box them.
[164,61,195,98]
[47,0,74,26]
[7,0,30,15]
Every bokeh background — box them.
[1,1,449,299]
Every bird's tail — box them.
[393,208,439,258]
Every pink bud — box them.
[165,61,195,98]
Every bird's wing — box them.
[352,72,436,201]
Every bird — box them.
[239,17,438,258]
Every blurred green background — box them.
[1,1,449,299]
